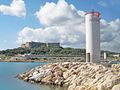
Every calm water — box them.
[0,62,66,90]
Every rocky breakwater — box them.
[17,62,120,90]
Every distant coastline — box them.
[0,56,85,63]
[0,59,47,62]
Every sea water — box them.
[0,62,66,90]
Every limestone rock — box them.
[112,84,120,90]
[41,74,54,84]
[74,86,86,90]
[67,83,76,90]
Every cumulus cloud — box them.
[17,0,85,48]
[17,0,120,52]
[0,0,26,17]
[101,19,120,52]
[17,25,85,47]
[35,0,84,26]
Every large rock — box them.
[112,84,120,90]
[102,77,120,90]
[67,83,76,90]
[29,67,53,82]
[41,74,54,84]
[74,86,86,90]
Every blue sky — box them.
[0,0,120,52]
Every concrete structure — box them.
[21,42,46,48]
[21,41,60,48]
[112,54,120,58]
[104,52,107,60]
[85,11,100,63]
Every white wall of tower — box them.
[85,12,100,63]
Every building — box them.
[21,44,26,48]
[21,41,60,48]
[85,11,100,63]
[46,43,60,47]
[21,42,46,48]
[112,54,120,58]
[103,52,107,60]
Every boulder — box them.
[104,77,120,89]
[29,73,44,82]
[67,83,76,90]
[112,84,120,90]
[97,84,106,90]
[74,85,86,90]
[63,71,70,79]
[41,74,54,84]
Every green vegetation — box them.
[0,47,30,56]
[0,47,85,56]
[0,46,119,58]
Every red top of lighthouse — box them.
[85,11,100,17]
[93,12,100,17]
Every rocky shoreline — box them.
[17,62,120,90]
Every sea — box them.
[0,62,67,90]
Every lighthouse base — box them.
[86,53,100,63]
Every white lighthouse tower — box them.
[85,11,100,63]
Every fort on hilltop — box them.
[21,41,60,48]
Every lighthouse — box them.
[85,11,100,63]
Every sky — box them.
[0,0,120,52]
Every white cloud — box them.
[101,19,120,52]
[0,0,26,17]
[17,0,120,52]
[98,0,118,7]
[98,1,108,7]
[17,0,85,48]
[35,0,84,26]
[17,25,85,48]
